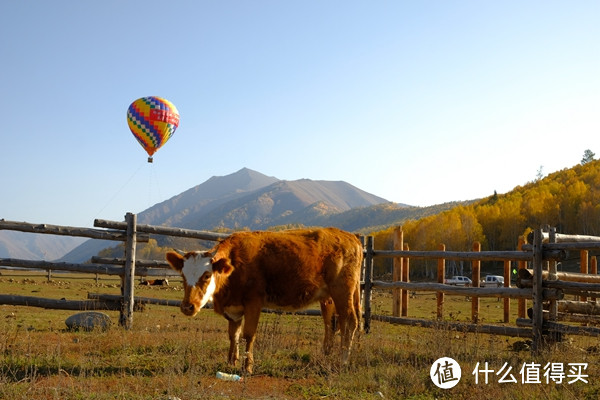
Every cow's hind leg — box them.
[227,318,242,366]
[319,298,337,355]
[331,291,359,365]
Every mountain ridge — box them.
[3,168,438,263]
[137,168,390,231]
[55,168,396,262]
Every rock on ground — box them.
[65,311,112,331]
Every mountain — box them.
[3,168,465,263]
[137,168,280,227]
[0,230,86,261]
[136,168,390,230]
[57,168,394,262]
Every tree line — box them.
[370,158,600,278]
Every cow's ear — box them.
[166,251,184,272]
[211,257,234,276]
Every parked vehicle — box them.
[444,276,472,286]
[481,275,504,287]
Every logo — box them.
[430,357,461,389]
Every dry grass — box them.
[1,271,599,399]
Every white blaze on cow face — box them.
[181,252,216,313]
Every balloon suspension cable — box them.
[148,156,153,163]
[147,161,163,211]
[94,161,145,221]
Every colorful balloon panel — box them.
[127,96,180,158]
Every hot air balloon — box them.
[127,96,180,163]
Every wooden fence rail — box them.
[93,218,229,241]
[0,219,150,242]
[371,281,562,300]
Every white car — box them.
[444,276,472,286]
[481,275,504,287]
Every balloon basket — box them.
[147,157,153,163]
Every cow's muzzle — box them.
[180,302,198,316]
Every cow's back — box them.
[214,228,362,310]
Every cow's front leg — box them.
[242,303,262,374]
[227,318,242,366]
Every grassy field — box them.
[1,270,599,399]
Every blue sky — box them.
[1,1,599,228]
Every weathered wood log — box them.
[121,213,137,329]
[517,278,600,296]
[519,268,600,283]
[0,257,181,278]
[558,300,600,315]
[377,248,566,262]
[371,314,532,337]
[526,231,600,244]
[91,256,168,268]
[86,294,323,318]
[89,293,181,307]
[90,257,180,277]
[373,249,534,261]
[0,219,149,242]
[0,258,123,275]
[93,219,229,241]
[516,318,600,337]
[363,236,374,333]
[557,312,600,324]
[544,242,600,251]
[0,294,120,310]
[372,280,562,300]
[531,229,545,353]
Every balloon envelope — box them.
[127,96,180,159]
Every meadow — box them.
[1,270,599,399]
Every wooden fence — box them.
[362,228,600,353]
[2,214,600,352]
[0,213,228,328]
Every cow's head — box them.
[166,250,235,316]
[166,251,216,316]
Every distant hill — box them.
[7,167,465,263]
[59,168,396,262]
[0,230,85,261]
[136,168,390,230]
[137,168,280,227]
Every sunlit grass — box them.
[1,271,599,399]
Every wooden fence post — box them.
[581,250,589,302]
[518,236,527,318]
[363,236,374,334]
[471,241,481,323]
[503,259,511,323]
[532,229,544,354]
[120,212,137,329]
[592,256,598,303]
[402,243,410,317]
[437,243,445,320]
[392,228,403,317]
[548,228,558,321]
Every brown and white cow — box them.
[166,227,363,373]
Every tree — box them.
[535,165,544,182]
[581,149,595,165]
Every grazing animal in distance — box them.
[139,278,169,286]
[166,227,363,374]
